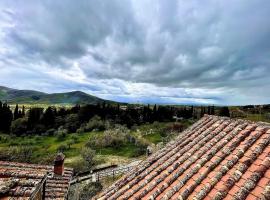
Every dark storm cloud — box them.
[0,0,270,104]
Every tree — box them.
[57,144,69,152]
[64,114,80,132]
[42,106,56,128]
[11,118,28,136]
[22,105,25,117]
[219,106,230,117]
[0,102,13,132]
[81,147,95,170]
[191,106,194,118]
[27,107,43,129]
[67,139,75,149]
[14,104,19,120]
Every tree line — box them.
[0,101,230,136]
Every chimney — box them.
[54,153,65,176]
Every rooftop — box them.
[97,115,270,200]
[0,160,73,200]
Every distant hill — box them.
[0,86,115,105]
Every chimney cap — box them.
[55,153,65,162]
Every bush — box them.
[219,107,230,117]
[45,128,56,136]
[79,182,103,200]
[86,116,105,131]
[162,123,184,137]
[77,116,106,133]
[64,114,80,133]
[0,134,10,142]
[69,182,102,200]
[67,139,75,149]
[32,124,46,134]
[67,157,89,174]
[76,125,86,133]
[10,118,28,136]
[34,135,42,142]
[0,146,33,162]
[55,126,68,141]
[86,126,129,149]
[57,144,69,152]
[71,135,79,143]
[81,147,95,170]
[38,153,56,165]
[132,138,149,157]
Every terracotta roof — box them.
[97,115,270,200]
[0,161,73,199]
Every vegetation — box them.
[0,120,192,171]
[69,182,103,200]
[2,98,270,175]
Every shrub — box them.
[0,135,10,142]
[87,116,105,131]
[45,128,56,136]
[219,106,230,117]
[79,182,102,200]
[10,118,28,136]
[76,125,86,133]
[0,146,33,162]
[67,139,75,149]
[57,144,69,152]
[77,117,111,133]
[67,157,88,174]
[32,124,46,134]
[38,153,56,165]
[34,135,42,142]
[132,138,149,157]
[86,126,129,149]
[71,135,79,143]
[81,147,95,170]
[55,126,68,141]
[64,114,80,133]
[68,182,102,200]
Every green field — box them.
[0,121,192,168]
[0,131,141,165]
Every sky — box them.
[0,0,270,105]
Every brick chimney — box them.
[54,153,65,176]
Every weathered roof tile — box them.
[96,115,270,199]
[0,161,73,199]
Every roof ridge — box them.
[204,114,270,128]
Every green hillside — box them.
[0,86,113,105]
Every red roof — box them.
[0,161,73,199]
[97,115,270,199]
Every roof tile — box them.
[0,161,73,199]
[96,115,270,200]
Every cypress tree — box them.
[22,105,25,117]
[14,104,19,120]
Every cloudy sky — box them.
[0,0,270,105]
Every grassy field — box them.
[0,121,192,168]
[245,114,270,123]
[0,131,142,165]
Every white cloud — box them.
[0,0,270,105]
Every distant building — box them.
[173,115,184,121]
[0,153,73,200]
[119,105,127,111]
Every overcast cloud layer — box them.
[0,0,270,105]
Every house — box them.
[97,115,270,199]
[0,153,73,200]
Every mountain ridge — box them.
[0,86,115,105]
